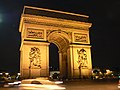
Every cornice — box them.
[21,14,92,30]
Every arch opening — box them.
[48,32,70,79]
[49,43,59,71]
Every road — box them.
[0,79,119,90]
[64,79,118,90]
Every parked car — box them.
[19,78,65,90]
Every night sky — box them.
[0,0,120,73]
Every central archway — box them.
[49,43,59,71]
[48,30,70,79]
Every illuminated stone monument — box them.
[19,6,92,79]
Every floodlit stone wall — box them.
[19,6,92,79]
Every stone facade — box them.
[19,6,92,79]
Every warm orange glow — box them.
[106,69,112,75]
[19,84,66,89]
[19,6,92,79]
[19,79,65,90]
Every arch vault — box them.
[19,6,92,79]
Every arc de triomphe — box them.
[19,6,92,79]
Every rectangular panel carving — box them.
[27,28,44,39]
[74,33,88,43]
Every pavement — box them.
[0,79,119,90]
[63,79,119,90]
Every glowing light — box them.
[55,81,63,84]
[5,73,9,75]
[19,84,66,89]
[8,81,21,85]
[18,73,21,76]
[19,79,65,89]
[106,69,112,75]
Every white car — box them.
[5,81,21,87]
[19,78,65,90]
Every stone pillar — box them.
[62,52,67,79]
[66,48,70,79]
[59,52,62,79]
[59,51,68,79]
[69,45,74,78]
[20,41,50,78]
[69,44,92,79]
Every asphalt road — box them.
[64,79,119,90]
[0,79,119,90]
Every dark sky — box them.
[0,0,120,73]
